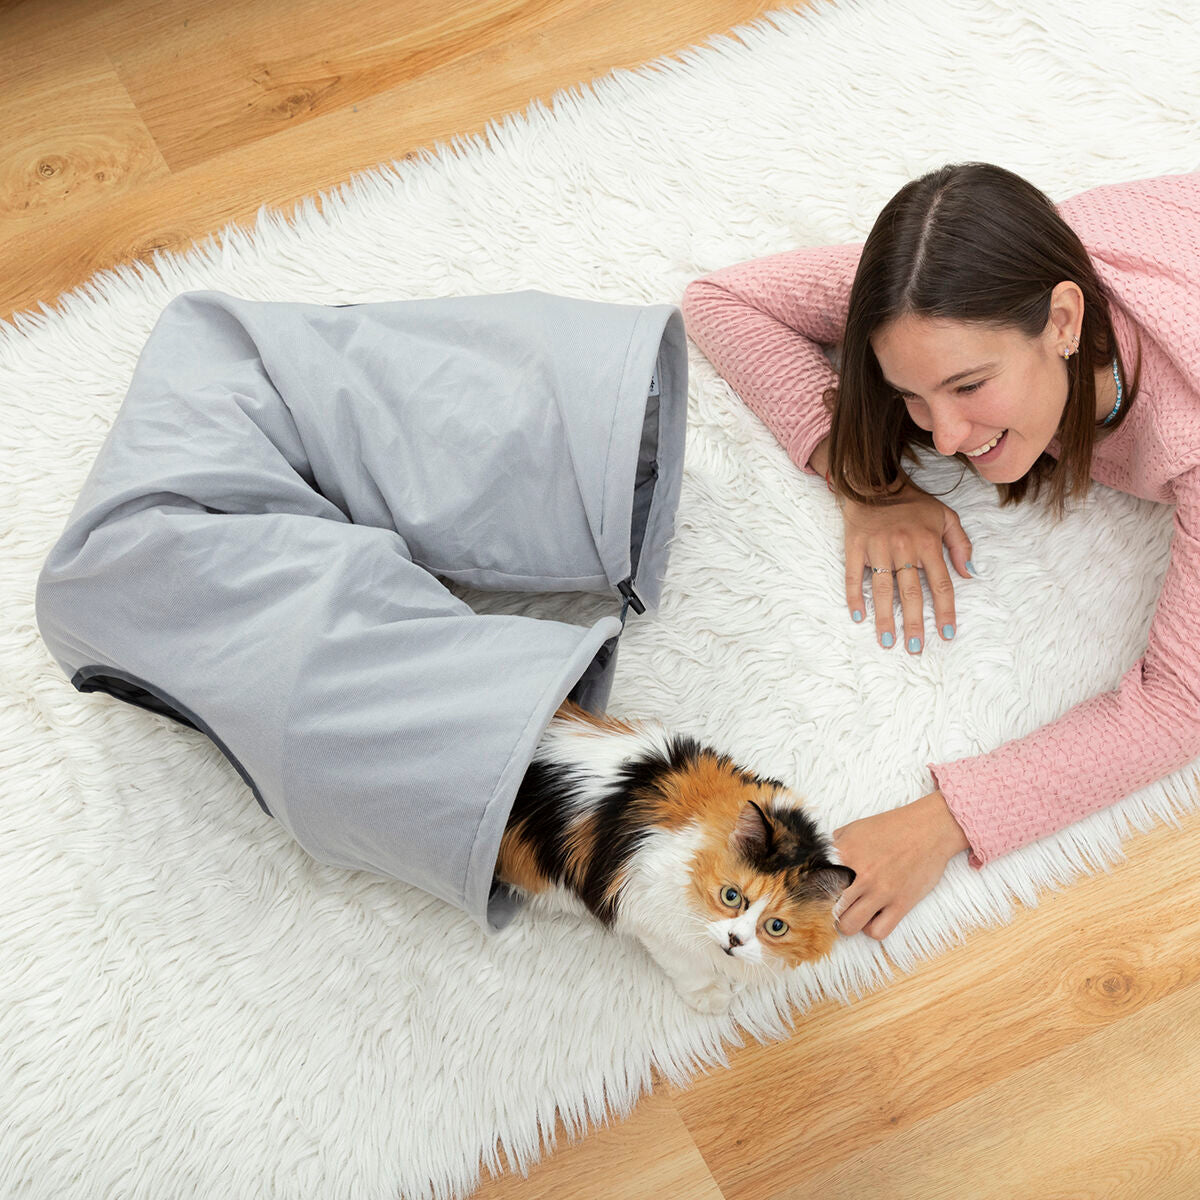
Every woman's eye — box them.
[957,380,985,394]
[720,886,742,908]
[766,918,788,937]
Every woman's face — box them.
[870,312,1070,483]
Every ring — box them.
[896,563,917,571]
[870,566,892,574]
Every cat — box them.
[495,701,854,1013]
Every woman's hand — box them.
[832,790,970,941]
[841,478,974,654]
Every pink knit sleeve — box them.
[681,243,862,473]
[931,466,1200,867]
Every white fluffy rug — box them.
[3,1,1198,1196]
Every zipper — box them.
[617,577,645,624]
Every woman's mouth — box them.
[964,430,1007,462]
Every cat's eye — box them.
[720,885,742,909]
[765,918,788,937]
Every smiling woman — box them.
[835,164,1135,509]
[682,165,1200,942]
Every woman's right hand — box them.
[839,479,974,654]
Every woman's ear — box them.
[1046,279,1085,350]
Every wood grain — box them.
[805,974,1200,1200]
[0,0,783,321]
[474,1087,725,1200]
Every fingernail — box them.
[907,636,922,654]
[942,623,956,640]
[966,560,977,576]
[852,609,864,623]
[881,632,894,648]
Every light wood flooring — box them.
[5,2,1199,1197]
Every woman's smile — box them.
[963,429,1008,460]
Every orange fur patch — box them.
[773,904,839,966]
[552,699,637,736]
[559,809,599,893]
[652,751,779,834]
[494,829,552,894]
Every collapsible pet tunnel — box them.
[36,289,687,931]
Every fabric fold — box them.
[36,289,688,929]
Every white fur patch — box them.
[615,822,707,938]
[710,894,770,965]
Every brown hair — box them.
[826,163,1140,512]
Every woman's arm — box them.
[835,471,1200,941]
[932,466,1200,867]
[682,243,862,474]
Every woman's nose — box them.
[930,403,971,456]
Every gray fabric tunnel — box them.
[36,289,688,931]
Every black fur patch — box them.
[731,791,854,901]
[507,758,580,887]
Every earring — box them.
[1062,332,1080,360]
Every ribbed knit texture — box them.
[682,172,1200,867]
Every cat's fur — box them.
[495,702,853,1013]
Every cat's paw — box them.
[678,979,734,1015]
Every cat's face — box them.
[686,782,853,970]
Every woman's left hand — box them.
[832,790,970,941]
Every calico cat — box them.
[495,701,853,1013]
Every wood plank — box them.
[0,0,781,320]
[0,32,168,242]
[803,975,1200,1200]
[98,0,604,172]
[471,1084,724,1200]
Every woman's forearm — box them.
[916,789,971,859]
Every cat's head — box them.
[679,761,853,969]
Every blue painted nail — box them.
[966,560,977,576]
[881,632,894,648]
[907,636,922,653]
[852,609,864,623]
[942,623,956,639]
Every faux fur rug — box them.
[3,2,1198,1196]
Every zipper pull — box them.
[617,578,645,619]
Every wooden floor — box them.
[7,2,1200,1197]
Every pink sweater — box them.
[682,172,1200,867]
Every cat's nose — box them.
[727,932,743,949]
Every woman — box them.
[682,164,1200,942]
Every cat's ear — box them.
[806,864,856,898]
[730,800,775,859]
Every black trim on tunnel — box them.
[70,665,271,816]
